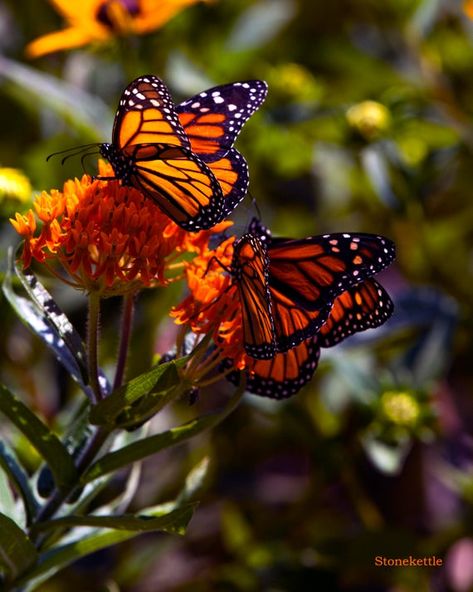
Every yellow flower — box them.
[380,391,420,427]
[10,160,227,297]
[27,0,209,58]
[346,100,391,141]
[0,168,32,205]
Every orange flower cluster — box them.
[10,161,226,297]
[171,235,248,373]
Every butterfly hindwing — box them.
[225,337,320,399]
[319,279,394,347]
[176,80,268,162]
[207,148,249,218]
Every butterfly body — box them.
[100,75,267,230]
[231,233,276,359]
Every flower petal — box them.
[26,26,108,58]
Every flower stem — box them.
[113,292,136,391]
[87,292,102,403]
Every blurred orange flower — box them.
[27,0,209,58]
[465,0,473,19]
[10,160,226,297]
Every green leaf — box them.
[83,383,245,484]
[0,463,17,523]
[0,441,39,524]
[31,502,197,535]
[176,456,210,505]
[89,358,188,428]
[0,385,78,492]
[16,503,196,590]
[0,512,37,581]
[3,254,92,398]
[14,263,89,385]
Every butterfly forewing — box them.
[232,234,275,359]
[113,76,190,149]
[270,285,332,352]
[319,279,394,347]
[267,233,396,311]
[176,80,268,162]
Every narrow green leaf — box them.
[0,463,17,522]
[83,383,245,484]
[0,512,37,580]
[0,385,78,492]
[176,456,210,505]
[89,358,188,428]
[16,503,196,590]
[2,254,94,398]
[0,442,39,524]
[31,502,197,534]
[15,264,89,385]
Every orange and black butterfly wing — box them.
[319,279,394,347]
[205,148,249,218]
[267,232,395,311]
[103,75,225,231]
[270,284,332,352]
[124,144,224,230]
[224,337,320,399]
[112,75,190,150]
[176,80,268,162]
[232,234,275,359]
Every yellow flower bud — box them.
[381,391,420,427]
[346,100,391,140]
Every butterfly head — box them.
[100,142,133,184]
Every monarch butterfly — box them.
[99,75,267,231]
[225,279,394,399]
[248,218,396,353]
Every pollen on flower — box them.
[10,160,223,297]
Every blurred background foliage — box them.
[1,0,473,590]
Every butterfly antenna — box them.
[80,150,101,175]
[46,143,101,163]
[248,189,262,220]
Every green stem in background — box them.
[113,292,136,392]
[87,292,102,403]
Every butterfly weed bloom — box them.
[26,0,208,58]
[10,161,224,297]
[171,234,249,386]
